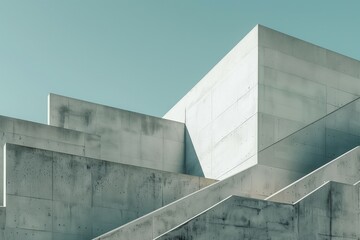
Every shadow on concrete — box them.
[185,127,204,177]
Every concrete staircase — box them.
[94,146,360,240]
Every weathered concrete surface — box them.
[164,24,360,180]
[267,146,360,203]
[0,207,5,239]
[258,97,360,176]
[258,26,360,151]
[48,94,185,173]
[0,115,100,206]
[156,182,359,240]
[95,164,302,240]
[2,143,214,239]
[156,196,296,240]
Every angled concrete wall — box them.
[48,94,185,173]
[95,164,302,240]
[165,26,259,179]
[258,97,360,175]
[2,144,214,239]
[0,115,100,206]
[266,146,360,203]
[164,24,360,180]
[258,25,360,151]
[156,182,360,240]
[156,196,296,240]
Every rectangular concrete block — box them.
[6,145,52,200]
[48,94,185,173]
[6,195,52,231]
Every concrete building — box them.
[1,25,360,239]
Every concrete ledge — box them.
[0,114,101,206]
[156,181,360,239]
[3,143,214,238]
[94,164,302,240]
[266,146,360,203]
[48,93,186,173]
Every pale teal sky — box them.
[0,1,359,123]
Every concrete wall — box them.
[164,24,360,180]
[258,97,360,175]
[2,144,215,240]
[267,146,360,203]
[165,26,259,179]
[297,182,359,239]
[157,196,296,240]
[95,164,302,240]
[48,94,185,173]
[156,182,360,240]
[0,115,100,206]
[258,25,360,151]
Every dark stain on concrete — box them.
[59,105,69,127]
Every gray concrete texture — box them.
[156,181,360,240]
[0,115,101,206]
[164,24,360,180]
[258,97,360,175]
[1,144,214,239]
[94,134,360,240]
[95,164,303,240]
[267,146,360,204]
[48,94,186,173]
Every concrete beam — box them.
[48,94,185,173]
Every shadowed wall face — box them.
[48,94,185,173]
[164,25,360,180]
[166,27,259,179]
[156,182,360,240]
[2,144,215,239]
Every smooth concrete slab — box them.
[48,93,185,173]
[0,115,100,206]
[266,146,360,203]
[164,24,360,180]
[3,143,215,239]
[258,97,360,174]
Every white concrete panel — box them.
[212,115,257,179]
[211,50,257,119]
[259,84,327,124]
[259,66,327,102]
[258,25,360,78]
[212,87,257,145]
[164,25,259,122]
[49,94,185,173]
[186,91,212,131]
